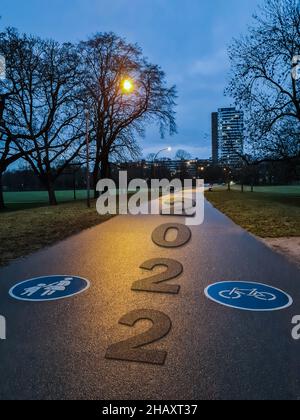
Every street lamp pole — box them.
[152,147,172,178]
[85,109,91,208]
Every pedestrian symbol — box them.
[9,275,90,302]
[205,281,293,312]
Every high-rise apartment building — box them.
[211,112,218,165]
[211,107,244,166]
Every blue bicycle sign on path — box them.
[205,281,293,312]
[9,275,90,302]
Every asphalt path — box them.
[0,198,299,400]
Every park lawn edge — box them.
[0,199,114,267]
[0,191,166,267]
[205,190,300,239]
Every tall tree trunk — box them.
[47,180,57,205]
[93,153,110,198]
[100,154,110,179]
[0,172,5,210]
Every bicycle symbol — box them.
[218,288,276,302]
[205,281,293,312]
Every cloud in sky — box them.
[189,49,230,77]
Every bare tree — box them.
[0,91,52,209]
[0,30,50,209]
[0,29,85,205]
[175,149,191,161]
[79,33,177,197]
[227,0,300,161]
[0,93,19,209]
[0,133,22,209]
[109,129,142,162]
[146,153,156,161]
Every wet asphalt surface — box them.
[0,199,299,400]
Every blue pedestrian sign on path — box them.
[205,281,293,312]
[9,275,90,302]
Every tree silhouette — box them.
[79,33,177,197]
[227,0,300,162]
[0,29,86,205]
[175,149,191,161]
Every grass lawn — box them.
[0,199,113,266]
[205,189,300,238]
[3,190,88,211]
[230,184,300,195]
[0,189,158,267]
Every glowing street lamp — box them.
[153,147,172,162]
[121,78,134,94]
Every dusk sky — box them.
[0,0,261,159]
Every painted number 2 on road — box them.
[205,281,293,312]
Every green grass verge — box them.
[229,184,300,195]
[0,200,113,266]
[205,190,300,238]
[3,190,88,211]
